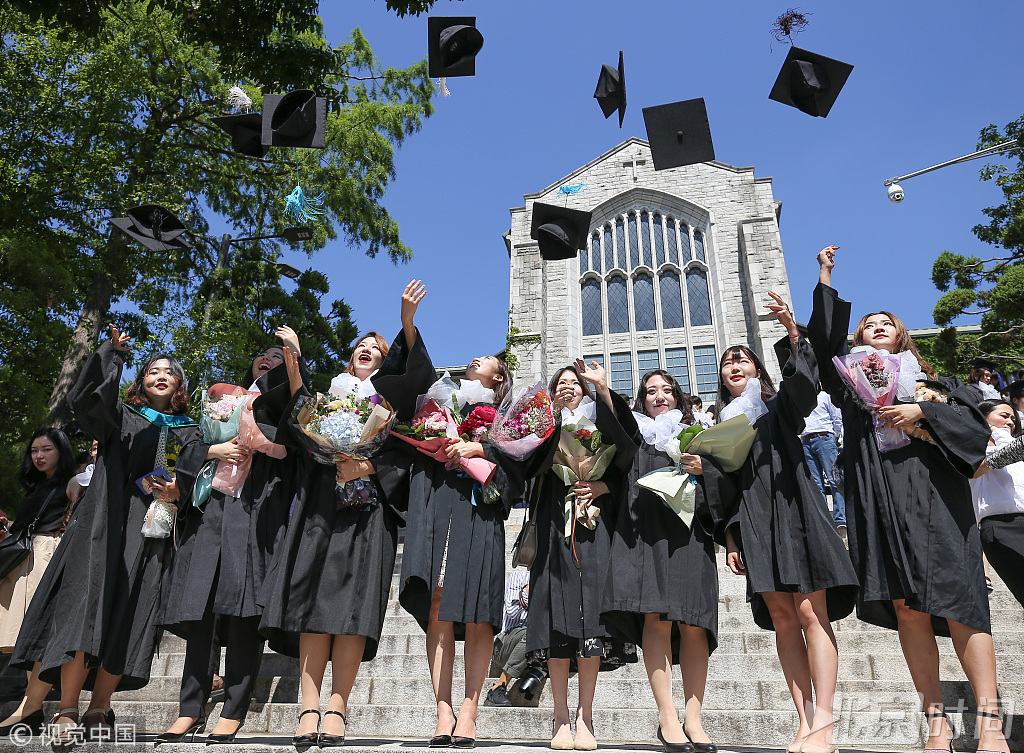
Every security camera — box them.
[887,183,904,203]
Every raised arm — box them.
[66,325,131,442]
[807,247,852,402]
[575,358,616,414]
[401,279,427,351]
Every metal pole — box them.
[884,138,1021,187]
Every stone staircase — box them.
[3,508,1023,751]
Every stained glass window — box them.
[603,224,613,273]
[694,229,706,262]
[659,271,684,329]
[615,218,626,269]
[581,279,603,336]
[627,214,639,269]
[679,224,692,264]
[653,214,665,267]
[640,212,652,268]
[607,276,629,333]
[633,274,656,331]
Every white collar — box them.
[632,409,689,452]
[720,377,768,425]
[329,372,379,399]
[561,396,597,424]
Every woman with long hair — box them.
[719,293,858,753]
[809,247,1011,753]
[259,283,425,750]
[600,368,733,753]
[10,327,206,747]
[373,283,525,748]
[524,362,637,750]
[0,428,75,737]
[156,329,302,744]
[971,399,1024,610]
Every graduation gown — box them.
[599,391,730,659]
[524,418,629,657]
[257,361,408,661]
[159,363,298,630]
[379,333,527,640]
[808,282,991,635]
[726,336,859,631]
[11,341,205,689]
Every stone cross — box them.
[621,153,646,182]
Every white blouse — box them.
[971,427,1024,521]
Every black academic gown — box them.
[159,363,297,630]
[258,357,409,661]
[726,336,859,631]
[524,408,636,665]
[11,341,205,690]
[380,333,527,640]
[808,282,991,635]
[599,391,731,659]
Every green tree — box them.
[0,1,434,426]
[929,115,1024,378]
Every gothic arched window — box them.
[581,278,603,336]
[603,224,614,273]
[679,224,691,264]
[607,276,629,333]
[694,229,706,262]
[653,213,665,267]
[686,268,712,326]
[640,212,653,268]
[666,217,677,263]
[615,218,626,269]
[633,273,656,332]
[659,271,684,329]
[627,214,639,269]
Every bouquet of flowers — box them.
[550,416,617,541]
[290,374,396,510]
[636,415,756,528]
[191,384,255,509]
[488,382,557,461]
[832,349,909,452]
[391,398,497,486]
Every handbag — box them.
[511,476,542,569]
[0,488,59,580]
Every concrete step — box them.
[24,700,1022,749]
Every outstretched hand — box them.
[574,358,608,392]
[283,346,304,397]
[817,245,838,285]
[401,279,427,348]
[275,325,301,356]
[764,291,799,339]
[108,325,131,352]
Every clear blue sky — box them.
[277,0,1024,368]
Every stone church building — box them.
[505,137,792,406]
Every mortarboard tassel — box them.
[227,86,253,112]
[438,77,451,97]
[284,185,326,224]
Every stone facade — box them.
[506,137,792,404]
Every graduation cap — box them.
[531,202,593,261]
[971,357,999,373]
[212,113,270,158]
[594,51,626,128]
[642,98,715,171]
[109,204,190,252]
[428,17,484,78]
[261,89,327,149]
[768,46,854,118]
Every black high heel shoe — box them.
[657,726,695,753]
[83,708,115,743]
[293,709,321,752]
[923,711,955,753]
[154,715,207,745]
[682,723,717,753]
[976,709,1007,753]
[319,710,347,748]
[0,709,44,738]
[429,715,457,747]
[206,719,243,745]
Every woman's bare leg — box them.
[677,623,712,745]
[762,592,812,749]
[948,619,1010,753]
[642,613,685,744]
[794,591,838,748]
[454,621,494,740]
[427,587,457,739]
[296,633,331,737]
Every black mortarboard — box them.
[971,357,999,373]
[531,202,593,261]
[642,98,715,171]
[261,90,327,149]
[428,17,484,78]
[594,51,626,128]
[768,46,854,118]
[109,204,190,252]
[212,113,270,158]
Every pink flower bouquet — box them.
[832,350,910,452]
[488,382,557,461]
[391,399,497,486]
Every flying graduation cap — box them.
[642,98,716,171]
[531,202,593,261]
[212,113,270,158]
[428,17,484,78]
[594,51,626,128]
[261,89,327,149]
[109,204,190,252]
[768,46,854,118]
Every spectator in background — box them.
[800,391,846,532]
[968,358,1002,401]
[688,395,713,429]
[0,428,75,738]
[705,404,717,424]
[485,570,544,707]
[1009,381,1024,427]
